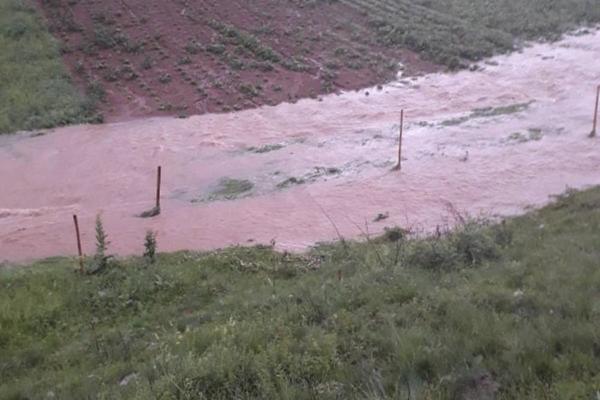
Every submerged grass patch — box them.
[2,187,600,398]
[0,0,100,134]
[246,143,285,154]
[277,166,342,189]
[440,102,532,126]
[206,177,254,201]
[506,128,544,143]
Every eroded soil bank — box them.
[1,30,599,262]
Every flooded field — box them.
[1,29,599,262]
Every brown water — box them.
[1,30,600,263]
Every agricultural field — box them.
[346,0,600,67]
[1,187,600,398]
[2,0,599,132]
[32,0,432,124]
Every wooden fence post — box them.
[590,85,599,138]
[393,110,404,170]
[156,166,162,209]
[73,214,84,273]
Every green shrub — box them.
[86,214,111,273]
[452,221,500,265]
[406,237,459,271]
[143,230,157,264]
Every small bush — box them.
[282,57,310,72]
[239,83,260,97]
[86,80,106,103]
[405,220,500,270]
[143,230,157,264]
[87,213,111,273]
[406,237,459,271]
[184,39,202,54]
[177,56,192,65]
[158,73,172,84]
[141,56,153,70]
[93,25,120,49]
[206,43,226,55]
[382,226,406,242]
[452,221,500,265]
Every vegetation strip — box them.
[0,0,99,134]
[1,187,599,398]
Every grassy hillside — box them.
[1,187,600,399]
[0,0,101,134]
[344,0,600,67]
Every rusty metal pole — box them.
[591,85,599,138]
[156,166,162,209]
[73,214,84,273]
[393,110,404,170]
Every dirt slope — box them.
[36,0,436,121]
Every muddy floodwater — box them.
[1,30,600,263]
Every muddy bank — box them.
[1,30,599,262]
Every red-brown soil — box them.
[36,0,437,121]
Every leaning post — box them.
[73,214,84,273]
[590,85,599,138]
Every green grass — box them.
[0,0,100,134]
[2,187,600,398]
[343,0,600,68]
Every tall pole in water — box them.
[156,166,162,210]
[393,110,404,170]
[591,85,599,138]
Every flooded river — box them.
[1,29,599,262]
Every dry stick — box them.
[591,85,599,138]
[156,165,162,210]
[313,199,347,251]
[350,219,386,268]
[393,110,404,170]
[72,214,84,273]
